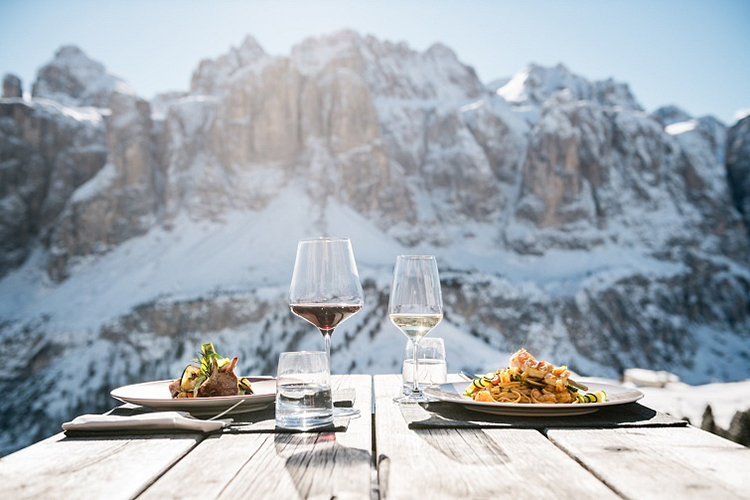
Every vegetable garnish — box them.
[168,343,253,399]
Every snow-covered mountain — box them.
[1,30,749,455]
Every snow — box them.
[70,162,116,203]
[623,368,679,386]
[498,64,585,106]
[734,108,750,122]
[0,186,400,330]
[497,67,532,103]
[639,379,750,429]
[666,119,698,135]
[7,98,106,127]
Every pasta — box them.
[464,349,606,404]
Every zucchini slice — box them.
[180,365,201,391]
[238,377,254,395]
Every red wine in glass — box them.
[290,304,363,332]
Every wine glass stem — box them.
[322,330,333,373]
[411,339,421,395]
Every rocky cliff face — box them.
[727,115,750,236]
[0,99,107,276]
[1,31,749,456]
[11,46,165,280]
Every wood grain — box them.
[548,427,750,499]
[0,432,201,500]
[374,375,618,500]
[140,374,374,500]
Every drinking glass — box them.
[289,237,364,417]
[275,351,333,431]
[402,337,447,395]
[389,255,443,403]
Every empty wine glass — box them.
[389,255,443,403]
[289,237,364,417]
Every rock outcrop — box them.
[2,74,22,98]
[727,115,750,237]
[0,99,107,276]
[0,46,163,280]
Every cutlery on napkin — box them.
[62,411,231,434]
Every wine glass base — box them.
[333,407,361,418]
[393,393,439,404]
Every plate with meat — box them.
[110,343,276,417]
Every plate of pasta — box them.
[423,349,643,416]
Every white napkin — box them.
[62,411,230,433]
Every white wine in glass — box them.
[388,255,443,403]
[389,314,442,342]
[289,237,364,417]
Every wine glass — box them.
[289,237,364,417]
[389,255,443,403]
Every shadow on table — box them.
[273,433,370,499]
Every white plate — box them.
[423,381,644,417]
[110,376,276,417]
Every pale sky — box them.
[1,0,748,124]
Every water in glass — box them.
[275,351,333,430]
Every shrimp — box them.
[509,349,536,370]
[543,373,568,392]
[474,390,494,402]
[531,388,557,403]
[544,373,558,387]
[554,391,574,404]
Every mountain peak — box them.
[497,62,640,111]
[293,28,366,54]
[652,105,692,127]
[190,35,267,95]
[229,35,266,67]
[290,29,366,74]
[31,45,134,107]
[237,34,265,53]
[324,28,363,43]
[426,42,457,60]
[55,45,91,60]
[497,62,583,105]
[528,62,572,77]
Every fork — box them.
[459,370,479,381]
[204,399,245,421]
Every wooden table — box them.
[2,374,749,499]
[374,375,750,500]
[0,375,373,500]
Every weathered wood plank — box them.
[0,432,202,500]
[548,427,750,499]
[140,374,373,500]
[374,374,618,500]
